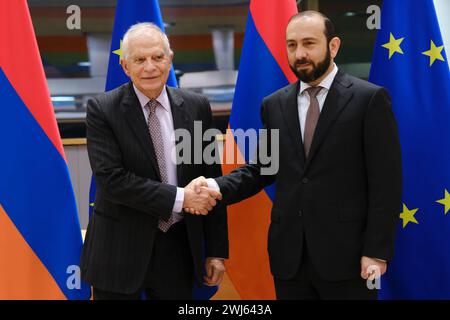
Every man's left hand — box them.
[204,258,226,286]
[360,256,387,280]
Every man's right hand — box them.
[183,177,221,215]
[188,176,209,193]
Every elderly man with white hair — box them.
[80,22,228,300]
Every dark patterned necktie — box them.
[146,99,174,232]
[303,86,322,157]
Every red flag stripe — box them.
[250,0,298,83]
[0,0,65,160]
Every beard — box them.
[290,45,331,83]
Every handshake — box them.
[182,176,221,215]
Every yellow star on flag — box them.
[113,40,123,62]
[382,33,405,59]
[436,189,450,214]
[422,40,445,66]
[399,203,419,228]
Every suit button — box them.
[298,210,303,217]
[302,177,309,184]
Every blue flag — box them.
[88,0,217,300]
[369,0,450,299]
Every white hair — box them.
[122,22,173,59]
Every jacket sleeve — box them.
[362,88,402,261]
[215,98,277,205]
[86,97,176,220]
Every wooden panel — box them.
[77,145,92,229]
[64,144,91,229]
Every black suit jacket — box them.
[80,82,228,294]
[215,71,402,282]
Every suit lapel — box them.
[121,82,161,180]
[304,71,353,171]
[167,86,187,132]
[280,81,306,167]
[166,86,188,186]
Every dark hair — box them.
[288,10,336,43]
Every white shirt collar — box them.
[133,84,170,112]
[299,63,338,95]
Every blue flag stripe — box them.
[229,12,291,201]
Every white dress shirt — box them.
[133,84,184,215]
[298,63,338,141]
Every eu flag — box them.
[88,0,216,299]
[369,0,450,299]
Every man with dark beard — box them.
[186,11,402,299]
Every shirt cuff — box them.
[206,178,220,191]
[172,187,184,213]
[207,257,226,261]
